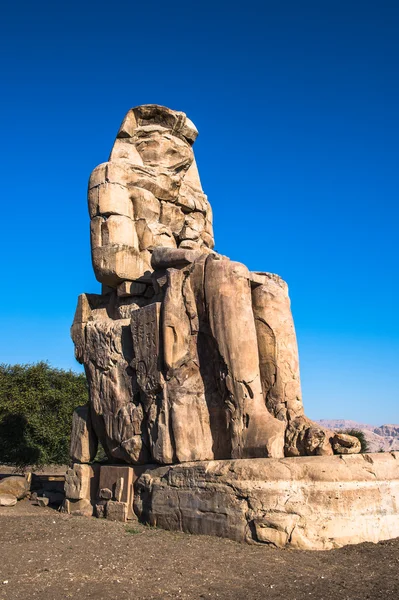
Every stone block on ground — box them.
[0,476,30,500]
[0,493,17,506]
[63,498,93,517]
[37,497,49,507]
[106,500,128,522]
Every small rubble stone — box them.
[37,497,49,507]
[99,487,112,500]
[95,502,107,518]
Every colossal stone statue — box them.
[71,104,360,467]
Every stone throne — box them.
[65,105,399,549]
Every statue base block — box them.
[133,453,399,550]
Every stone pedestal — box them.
[133,453,399,550]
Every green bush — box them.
[339,428,370,453]
[0,362,88,466]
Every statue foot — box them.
[285,416,361,457]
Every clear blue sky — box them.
[1,1,398,424]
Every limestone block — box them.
[177,181,206,213]
[184,212,205,234]
[0,493,17,506]
[0,476,29,500]
[64,498,93,517]
[179,240,202,249]
[90,216,102,249]
[96,183,134,220]
[182,157,202,188]
[37,497,49,507]
[180,117,198,144]
[160,201,185,234]
[116,108,138,138]
[89,163,107,189]
[115,477,124,502]
[200,231,215,249]
[92,245,146,286]
[117,281,147,297]
[70,404,98,463]
[109,138,144,164]
[64,463,99,501]
[151,247,202,270]
[131,188,160,223]
[98,466,134,504]
[134,453,399,550]
[125,165,180,202]
[106,500,128,522]
[101,214,137,247]
[333,433,362,454]
[180,226,200,241]
[135,220,176,251]
[99,488,112,500]
[147,222,176,249]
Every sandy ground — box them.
[1,500,399,600]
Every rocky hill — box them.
[317,420,399,453]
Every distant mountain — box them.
[316,420,399,453]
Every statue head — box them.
[88,105,214,287]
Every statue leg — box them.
[204,257,285,458]
[252,274,360,456]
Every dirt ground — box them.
[1,501,399,600]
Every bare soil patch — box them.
[1,500,398,600]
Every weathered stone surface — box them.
[0,493,17,506]
[98,465,134,519]
[134,453,399,550]
[106,500,128,522]
[70,404,98,463]
[99,487,112,500]
[71,308,149,464]
[0,476,29,500]
[204,257,285,459]
[333,432,362,454]
[37,496,49,507]
[64,463,99,501]
[117,281,147,297]
[64,498,93,517]
[252,273,303,424]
